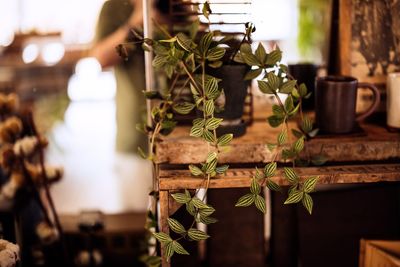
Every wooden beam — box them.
[159,164,400,190]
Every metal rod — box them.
[143,0,153,129]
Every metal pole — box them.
[143,0,153,128]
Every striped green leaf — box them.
[176,33,194,52]
[206,152,218,163]
[302,193,313,214]
[205,158,217,174]
[255,195,266,213]
[264,162,277,178]
[280,80,297,94]
[167,218,186,234]
[202,130,216,143]
[266,49,282,65]
[188,228,210,241]
[301,116,313,133]
[191,197,208,209]
[258,80,275,94]
[293,137,304,153]
[199,32,213,55]
[199,216,218,225]
[205,78,219,99]
[207,47,226,61]
[303,176,318,193]
[199,206,215,217]
[204,100,215,116]
[171,192,191,204]
[190,126,203,137]
[172,241,189,255]
[164,241,174,261]
[255,167,264,180]
[272,104,284,116]
[255,43,267,64]
[189,165,203,176]
[193,118,205,128]
[235,194,255,207]
[153,232,172,244]
[250,178,261,195]
[217,134,233,146]
[216,164,229,174]
[266,179,281,192]
[283,167,299,184]
[284,190,304,204]
[173,102,195,115]
[278,129,287,145]
[241,53,260,66]
[244,68,262,80]
[266,143,277,152]
[205,118,223,130]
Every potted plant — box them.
[125,2,321,265]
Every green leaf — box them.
[303,176,318,193]
[215,164,229,174]
[272,104,284,116]
[255,195,266,213]
[193,118,205,128]
[164,241,174,261]
[202,130,216,143]
[202,1,212,19]
[199,206,215,217]
[199,32,213,55]
[172,241,189,255]
[167,218,186,234]
[235,194,255,207]
[188,228,209,241]
[191,197,208,209]
[206,152,218,163]
[264,162,277,178]
[153,232,172,243]
[205,118,223,130]
[190,126,204,137]
[205,77,220,99]
[302,193,313,214]
[241,53,260,66]
[284,95,294,113]
[186,201,196,216]
[250,178,261,195]
[140,255,161,267]
[258,80,275,94]
[255,43,267,64]
[278,129,287,145]
[207,47,226,61]
[217,134,233,146]
[282,149,296,160]
[283,167,299,184]
[173,102,195,115]
[189,164,204,176]
[172,191,192,203]
[244,68,262,80]
[199,216,218,224]
[293,137,304,153]
[266,72,280,92]
[292,129,304,139]
[205,158,217,174]
[240,43,252,54]
[298,83,308,97]
[176,33,194,52]
[280,80,297,94]
[284,190,304,204]
[267,115,285,128]
[301,117,313,133]
[152,55,166,68]
[266,180,281,192]
[208,60,223,68]
[266,49,282,65]
[204,100,215,116]
[255,167,264,180]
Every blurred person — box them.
[90,0,170,211]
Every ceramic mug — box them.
[387,73,400,130]
[315,76,380,134]
[288,63,319,110]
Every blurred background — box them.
[0,0,332,214]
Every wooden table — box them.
[155,120,400,266]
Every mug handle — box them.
[356,83,381,121]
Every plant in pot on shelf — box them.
[124,3,321,266]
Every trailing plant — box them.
[126,2,322,265]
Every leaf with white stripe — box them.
[188,228,210,241]
[303,176,318,193]
[255,195,266,213]
[235,194,255,207]
[283,167,299,184]
[167,218,186,234]
[284,190,303,204]
[302,193,313,214]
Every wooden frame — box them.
[339,0,400,85]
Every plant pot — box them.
[211,64,250,137]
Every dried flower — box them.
[0,239,19,267]
[0,117,23,144]
[0,93,19,115]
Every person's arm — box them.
[90,0,143,69]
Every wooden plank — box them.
[159,190,171,267]
[159,164,400,190]
[155,122,400,164]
